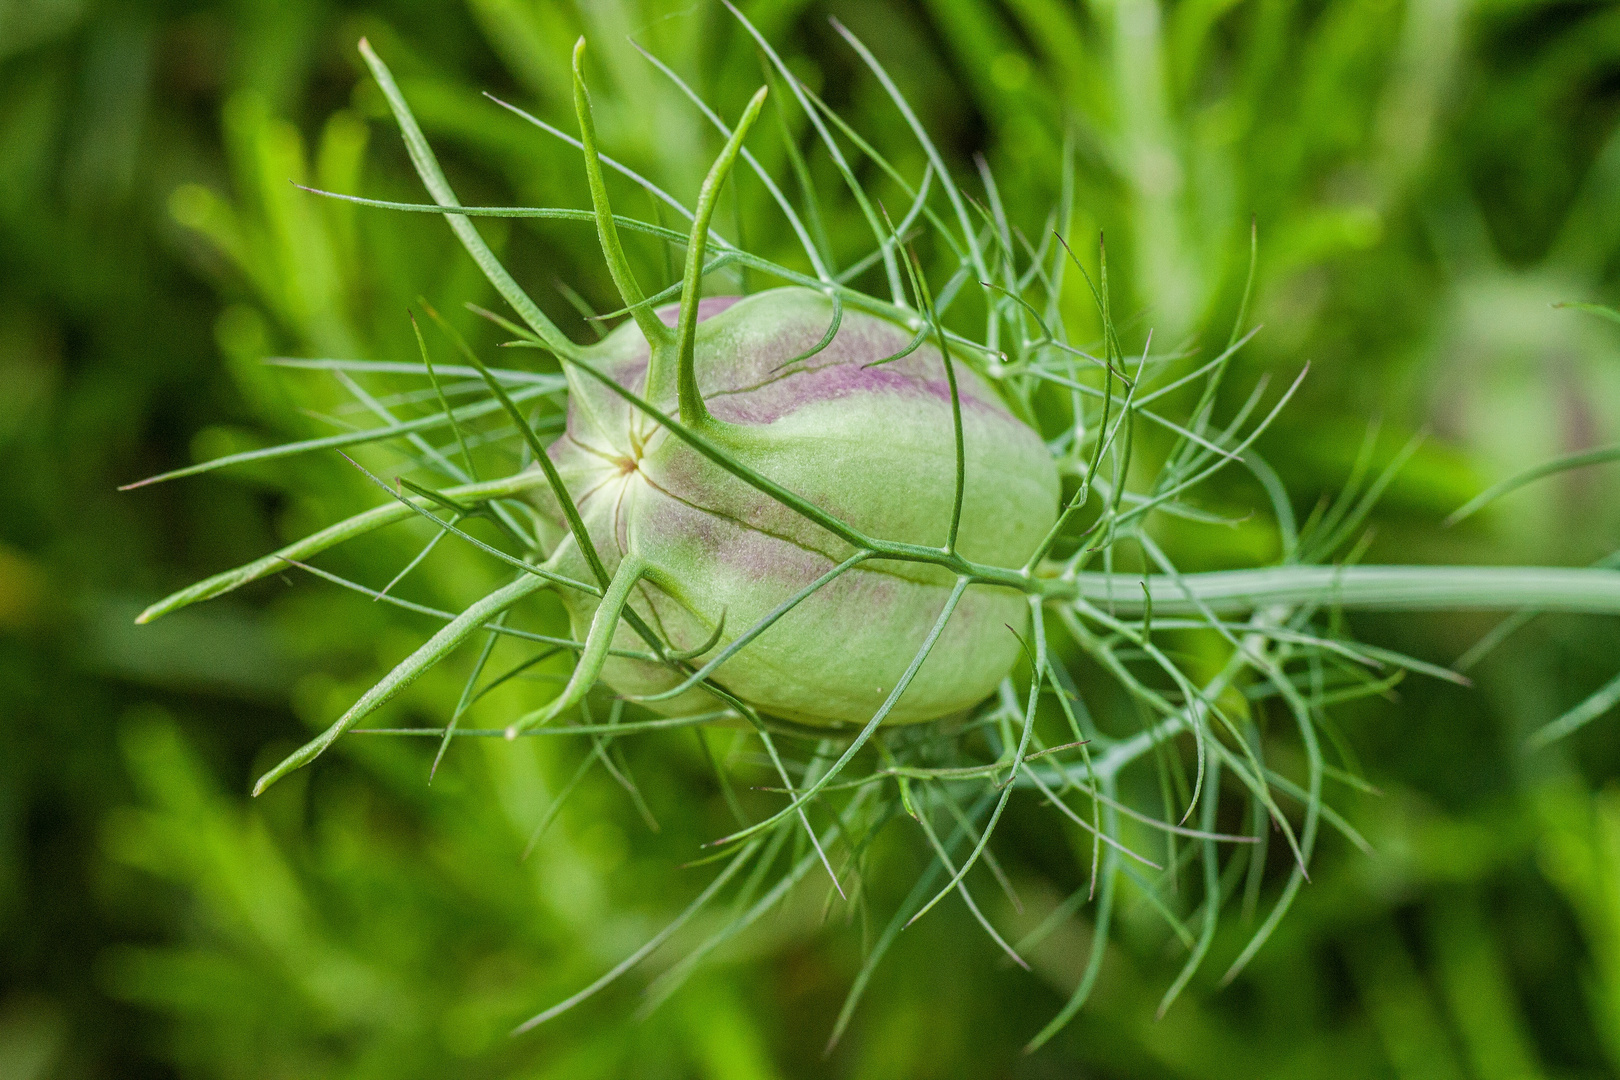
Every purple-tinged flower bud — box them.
[538,286,1060,725]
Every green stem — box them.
[1061,565,1620,615]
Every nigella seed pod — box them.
[535,287,1061,726]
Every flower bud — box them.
[540,286,1060,725]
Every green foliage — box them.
[5,2,1620,1078]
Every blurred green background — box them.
[5,0,1620,1076]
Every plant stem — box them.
[1054,565,1620,615]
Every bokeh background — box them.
[5,0,1620,1076]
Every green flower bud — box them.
[538,286,1060,725]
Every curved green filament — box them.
[829,18,991,294]
[730,3,905,305]
[252,572,553,795]
[629,551,871,704]
[572,38,671,350]
[277,553,659,660]
[293,185,1003,356]
[905,597,1044,929]
[628,38,830,284]
[513,835,764,1034]
[899,245,965,554]
[861,322,929,369]
[118,381,561,492]
[1446,441,1620,526]
[347,459,597,596]
[357,41,578,361]
[669,84,769,426]
[505,555,647,738]
[769,291,842,372]
[438,324,613,593]
[706,576,970,850]
[909,784,1029,969]
[665,612,726,662]
[136,470,556,623]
